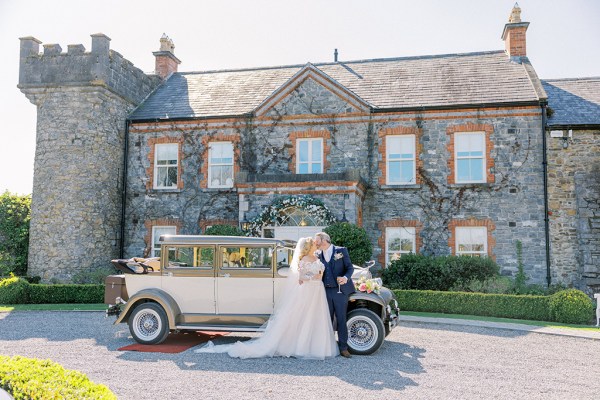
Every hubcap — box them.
[133,309,161,340]
[347,315,378,351]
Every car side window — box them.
[221,246,273,269]
[166,246,214,269]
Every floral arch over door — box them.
[247,196,337,237]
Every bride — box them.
[195,237,338,359]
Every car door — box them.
[216,244,274,315]
[161,245,216,314]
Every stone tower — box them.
[18,34,163,281]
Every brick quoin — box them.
[143,218,183,257]
[448,218,496,259]
[200,134,241,189]
[446,122,495,184]
[378,126,423,186]
[377,219,422,268]
[146,136,185,190]
[288,129,331,173]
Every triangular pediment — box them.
[254,63,371,117]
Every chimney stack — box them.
[501,3,530,60]
[153,34,181,79]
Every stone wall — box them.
[547,129,600,291]
[18,35,161,281]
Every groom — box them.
[314,232,354,358]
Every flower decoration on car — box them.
[354,276,382,294]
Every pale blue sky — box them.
[1,0,598,194]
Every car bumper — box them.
[386,299,400,330]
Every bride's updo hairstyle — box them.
[298,237,314,259]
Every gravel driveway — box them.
[1,311,598,399]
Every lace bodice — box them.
[298,259,325,281]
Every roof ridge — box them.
[542,77,600,83]
[178,50,506,76]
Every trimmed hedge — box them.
[28,284,104,304]
[324,223,373,266]
[0,355,116,399]
[395,289,595,324]
[0,277,103,304]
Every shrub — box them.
[0,276,30,304]
[204,224,244,236]
[0,355,116,399]
[382,254,499,291]
[72,267,118,284]
[395,289,551,321]
[549,289,594,324]
[0,191,31,277]
[324,223,372,266]
[28,284,104,304]
[451,275,513,294]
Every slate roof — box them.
[129,50,545,121]
[542,77,600,127]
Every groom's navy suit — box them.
[320,245,354,352]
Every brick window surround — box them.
[378,126,423,186]
[378,219,422,268]
[200,219,239,233]
[146,137,184,190]
[448,218,496,259]
[288,129,331,173]
[200,134,241,189]
[143,218,183,257]
[446,123,495,184]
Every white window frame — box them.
[456,226,488,257]
[151,226,177,257]
[296,138,323,174]
[385,227,416,265]
[386,135,416,185]
[454,132,486,184]
[208,141,234,189]
[153,143,179,189]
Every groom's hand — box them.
[337,276,348,285]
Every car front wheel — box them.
[128,302,170,345]
[346,308,385,355]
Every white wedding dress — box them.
[195,258,338,360]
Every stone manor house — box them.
[17,5,600,292]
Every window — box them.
[164,246,215,268]
[297,138,323,174]
[456,227,487,257]
[221,246,273,269]
[151,226,177,257]
[154,143,179,189]
[455,132,485,183]
[208,142,234,188]
[386,135,415,184]
[385,227,416,265]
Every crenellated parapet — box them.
[18,34,161,105]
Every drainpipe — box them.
[119,119,131,259]
[541,102,551,287]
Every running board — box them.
[175,324,265,332]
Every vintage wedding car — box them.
[105,235,400,355]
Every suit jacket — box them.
[320,245,355,295]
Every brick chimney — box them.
[153,34,181,79]
[501,3,529,60]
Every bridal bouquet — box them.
[354,276,381,294]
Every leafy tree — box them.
[0,191,31,276]
[324,223,373,266]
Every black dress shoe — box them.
[340,350,352,358]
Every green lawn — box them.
[0,304,106,312]
[403,311,600,331]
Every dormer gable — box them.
[254,63,371,117]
